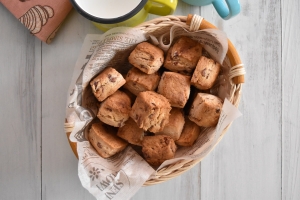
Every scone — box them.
[128,42,164,74]
[97,90,131,127]
[117,118,144,146]
[156,108,185,141]
[124,67,160,96]
[119,87,136,105]
[191,56,221,90]
[90,67,126,101]
[142,135,177,167]
[164,36,202,75]
[88,122,128,158]
[157,71,191,108]
[130,91,171,133]
[188,93,223,127]
[176,117,201,146]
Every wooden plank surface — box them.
[0,4,41,199]
[200,0,282,199]
[41,10,99,200]
[282,0,300,199]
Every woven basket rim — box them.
[64,14,244,186]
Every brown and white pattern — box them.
[18,5,54,34]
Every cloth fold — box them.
[0,0,73,43]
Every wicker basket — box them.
[64,14,245,186]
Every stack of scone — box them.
[88,36,223,167]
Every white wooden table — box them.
[1,0,299,199]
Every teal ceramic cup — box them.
[182,0,240,19]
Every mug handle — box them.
[145,0,178,16]
[212,0,241,20]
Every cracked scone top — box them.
[191,56,221,90]
[130,91,171,133]
[128,42,164,74]
[164,36,202,75]
[90,67,126,101]
[97,90,132,127]
[117,118,144,146]
[157,71,191,108]
[124,67,160,96]
[188,93,223,127]
[156,108,185,141]
[142,135,177,167]
[88,122,128,158]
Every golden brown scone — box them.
[88,122,128,158]
[128,42,164,74]
[191,56,221,90]
[142,135,177,167]
[117,118,144,146]
[130,91,171,133]
[157,71,191,108]
[176,117,201,146]
[97,90,131,127]
[124,67,160,96]
[156,108,185,141]
[164,36,202,75]
[188,93,223,127]
[90,67,126,101]
[119,88,136,105]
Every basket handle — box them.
[186,14,245,85]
